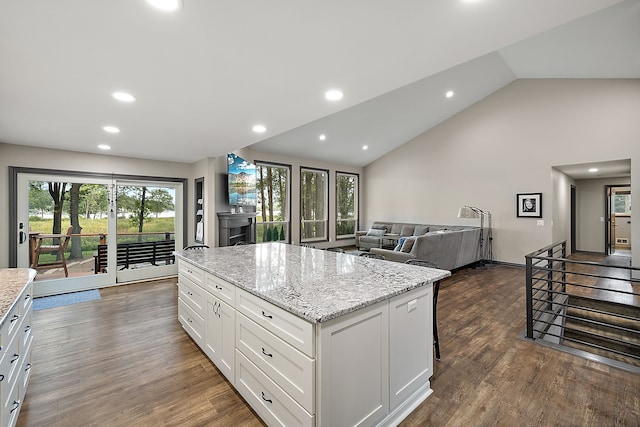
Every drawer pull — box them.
[261,391,272,404]
[187,269,193,274]
[0,374,4,382]
[25,363,32,372]
[261,348,273,358]
[10,354,20,364]
[215,285,223,290]
[261,311,273,319]
[187,291,193,296]
[10,314,20,323]
[25,294,31,300]
[10,401,20,413]
[25,325,32,332]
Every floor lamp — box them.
[458,206,493,264]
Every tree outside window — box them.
[301,168,328,242]
[256,163,290,243]
[336,172,358,238]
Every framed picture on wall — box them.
[517,193,542,218]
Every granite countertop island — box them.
[0,268,37,328]
[174,242,450,323]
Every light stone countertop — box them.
[174,243,450,323]
[0,268,36,328]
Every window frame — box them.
[300,167,329,243]
[335,171,359,240]
[255,161,292,243]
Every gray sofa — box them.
[356,222,483,270]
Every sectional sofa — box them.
[356,221,483,270]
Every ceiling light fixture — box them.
[446,90,454,98]
[98,144,111,150]
[252,124,267,133]
[112,92,136,102]
[103,126,120,134]
[362,145,369,150]
[146,0,183,11]
[319,134,326,141]
[325,89,344,101]
[589,168,598,173]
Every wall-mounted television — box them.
[227,153,257,206]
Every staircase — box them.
[563,295,640,367]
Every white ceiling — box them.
[1,0,638,170]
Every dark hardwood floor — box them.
[18,261,640,426]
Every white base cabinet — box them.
[177,259,433,427]
[0,275,34,427]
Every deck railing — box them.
[525,241,640,368]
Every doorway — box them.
[10,167,186,296]
[605,185,632,257]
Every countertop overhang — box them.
[174,243,450,323]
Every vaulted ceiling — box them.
[1,1,638,167]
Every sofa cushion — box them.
[394,237,407,251]
[390,223,403,234]
[400,237,416,253]
[366,228,386,237]
[413,225,429,236]
[400,225,415,236]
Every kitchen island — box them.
[174,243,449,427]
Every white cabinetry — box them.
[204,292,235,383]
[0,275,34,427]
[176,258,434,427]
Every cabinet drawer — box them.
[178,277,205,317]
[205,272,235,306]
[178,298,204,346]
[237,312,315,413]
[1,376,20,427]
[20,283,33,313]
[236,350,314,427]
[1,305,22,353]
[178,261,204,287]
[236,289,314,357]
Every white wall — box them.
[363,79,640,265]
[0,143,195,268]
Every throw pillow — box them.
[400,237,416,253]
[366,228,386,237]
[394,237,407,251]
[400,225,415,236]
[390,223,403,234]
[413,225,429,236]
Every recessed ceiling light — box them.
[252,124,267,133]
[325,89,344,101]
[319,134,326,141]
[98,144,111,150]
[112,92,136,102]
[146,0,182,11]
[446,90,454,98]
[362,145,368,150]
[103,126,120,134]
[589,168,598,173]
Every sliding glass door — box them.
[14,170,184,296]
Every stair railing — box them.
[525,241,640,367]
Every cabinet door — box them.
[205,293,235,384]
[389,285,433,410]
[317,300,389,427]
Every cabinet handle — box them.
[10,314,19,323]
[261,348,273,358]
[25,325,31,332]
[10,354,20,364]
[261,392,272,404]
[215,285,223,290]
[25,363,32,372]
[187,291,193,296]
[0,374,4,382]
[261,311,273,319]
[10,401,20,413]
[25,294,31,300]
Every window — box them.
[300,168,328,242]
[613,193,631,215]
[336,172,358,238]
[256,162,290,243]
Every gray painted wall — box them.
[363,79,640,266]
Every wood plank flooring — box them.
[18,262,640,426]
